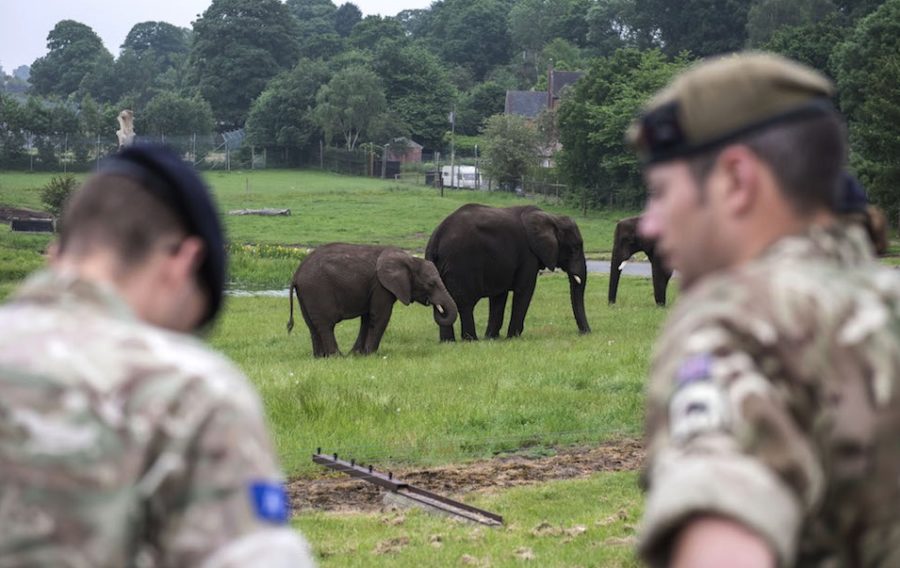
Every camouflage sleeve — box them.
[637,321,824,567]
[139,368,315,567]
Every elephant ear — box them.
[522,209,559,270]
[376,249,413,305]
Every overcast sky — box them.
[0,0,435,72]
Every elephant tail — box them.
[287,283,298,334]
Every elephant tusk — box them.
[574,275,582,285]
[437,304,445,314]
[618,261,628,271]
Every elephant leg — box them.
[319,323,340,357]
[485,292,508,339]
[459,304,478,341]
[507,276,537,338]
[352,314,371,354]
[299,299,327,357]
[362,303,394,354]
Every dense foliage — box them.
[1,0,896,218]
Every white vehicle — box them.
[441,165,482,189]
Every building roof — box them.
[549,70,584,99]
[504,91,549,119]
[392,136,423,149]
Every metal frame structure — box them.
[312,451,503,526]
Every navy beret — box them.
[836,172,869,214]
[100,144,226,328]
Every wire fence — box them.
[0,133,572,202]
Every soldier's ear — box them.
[716,145,760,218]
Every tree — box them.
[481,113,540,187]
[763,12,848,74]
[30,20,113,98]
[427,0,514,81]
[122,22,191,67]
[287,0,345,59]
[335,3,363,37]
[314,66,388,150]
[746,0,837,47]
[187,0,300,127]
[833,0,900,221]
[396,9,434,37]
[633,0,753,57]
[557,49,688,207]
[142,92,215,136]
[347,16,407,51]
[371,41,456,148]
[245,59,332,163]
[586,0,656,56]
[456,81,507,135]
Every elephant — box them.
[608,215,673,306]
[287,244,458,357]
[425,204,590,341]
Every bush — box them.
[40,174,78,218]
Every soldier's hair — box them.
[58,174,186,269]
[687,112,846,212]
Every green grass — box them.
[296,471,643,567]
[206,170,631,255]
[0,230,52,288]
[209,271,670,476]
[0,171,88,210]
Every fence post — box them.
[320,140,324,169]
[381,144,388,179]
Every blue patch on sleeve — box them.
[250,481,289,525]
[676,353,713,386]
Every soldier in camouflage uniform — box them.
[0,145,315,567]
[630,53,900,567]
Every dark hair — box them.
[58,174,186,269]
[687,112,846,212]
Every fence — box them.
[0,133,571,202]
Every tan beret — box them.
[628,52,835,164]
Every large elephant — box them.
[287,244,458,357]
[608,215,673,306]
[425,204,590,341]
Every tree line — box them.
[0,0,897,218]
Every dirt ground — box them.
[289,438,644,513]
[0,206,52,223]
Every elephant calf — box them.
[287,244,458,357]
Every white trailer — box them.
[441,165,482,189]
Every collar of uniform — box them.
[759,222,874,267]
[11,269,138,323]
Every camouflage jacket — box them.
[0,271,314,567]
[639,224,900,567]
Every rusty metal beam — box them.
[312,451,503,526]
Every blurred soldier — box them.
[0,145,314,567]
[631,53,900,567]
[837,172,890,255]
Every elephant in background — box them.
[287,244,458,357]
[426,204,590,341]
[609,215,673,306]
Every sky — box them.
[0,0,435,72]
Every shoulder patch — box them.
[249,481,289,525]
[676,353,713,386]
[669,381,729,442]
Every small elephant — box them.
[609,215,673,306]
[287,244,458,357]
[426,204,590,341]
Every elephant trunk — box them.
[431,288,458,327]
[569,265,591,335]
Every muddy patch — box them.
[0,206,52,223]
[289,438,644,513]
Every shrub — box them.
[40,174,79,218]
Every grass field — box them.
[0,168,657,564]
